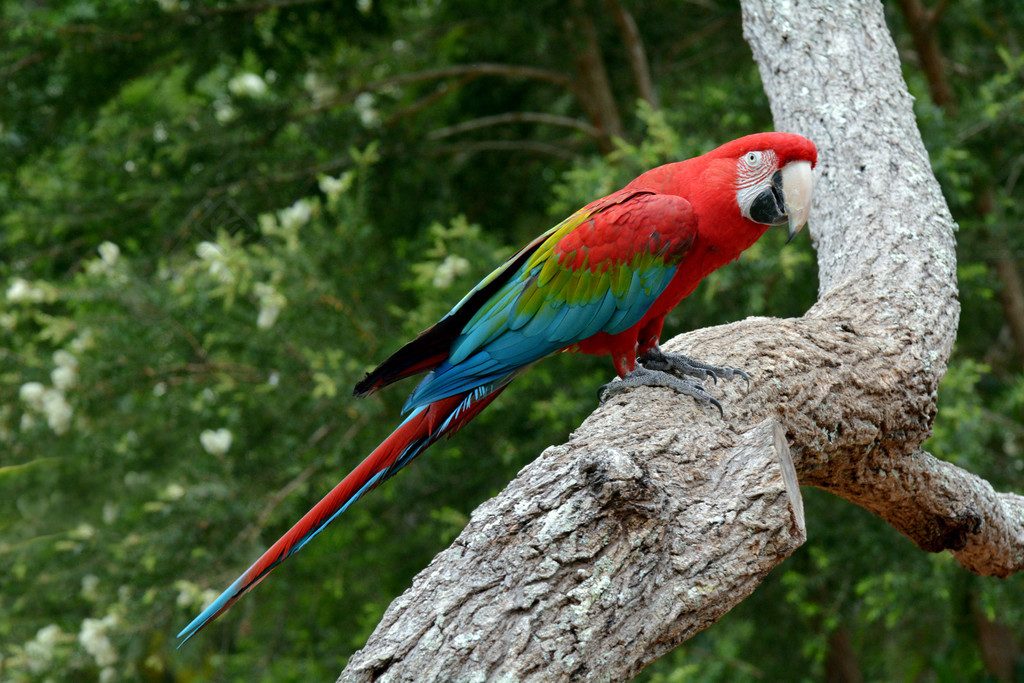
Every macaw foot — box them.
[638,347,750,390]
[599,365,724,416]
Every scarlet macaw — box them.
[178,132,817,644]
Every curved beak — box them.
[780,160,813,243]
[747,160,815,243]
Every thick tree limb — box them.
[341,418,803,681]
[339,0,1023,678]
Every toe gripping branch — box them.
[599,348,751,417]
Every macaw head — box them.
[712,132,818,243]
[627,132,818,247]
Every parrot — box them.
[177,131,817,645]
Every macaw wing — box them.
[403,190,697,411]
[353,188,651,397]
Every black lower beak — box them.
[749,170,788,226]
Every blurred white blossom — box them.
[153,381,167,397]
[228,72,268,98]
[196,241,234,284]
[432,254,471,289]
[6,278,48,303]
[52,365,77,391]
[98,241,120,267]
[103,502,119,524]
[278,199,312,231]
[79,614,118,668]
[51,350,79,391]
[19,382,46,411]
[195,241,221,260]
[162,483,186,501]
[254,282,286,329]
[71,523,96,540]
[200,428,233,456]
[258,212,278,235]
[318,172,353,200]
[25,624,64,673]
[41,388,73,435]
[153,122,168,143]
[354,91,381,128]
[213,99,238,124]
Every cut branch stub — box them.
[340,417,805,682]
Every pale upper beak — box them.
[746,160,815,243]
[780,160,813,243]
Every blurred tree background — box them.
[1,0,1022,680]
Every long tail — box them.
[176,383,509,646]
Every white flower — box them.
[54,349,78,369]
[258,212,278,235]
[200,428,233,456]
[356,0,372,15]
[52,351,79,390]
[354,92,380,128]
[79,616,118,667]
[41,388,73,435]
[432,254,471,289]
[153,122,168,143]
[153,381,167,397]
[6,278,47,303]
[254,282,286,329]
[162,483,186,501]
[19,382,46,411]
[100,667,118,683]
[213,99,238,124]
[195,241,221,260]
[52,365,77,391]
[318,172,352,200]
[71,522,96,540]
[103,502,119,524]
[196,242,234,284]
[257,304,281,329]
[228,72,268,98]
[278,199,312,231]
[98,242,120,267]
[25,624,64,673]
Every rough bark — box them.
[341,418,802,682]
[340,0,1024,679]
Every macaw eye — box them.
[745,151,763,167]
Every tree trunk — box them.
[339,0,1024,679]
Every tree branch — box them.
[427,112,603,141]
[341,419,803,681]
[605,0,659,109]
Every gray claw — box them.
[639,348,750,392]
[599,366,722,416]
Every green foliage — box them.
[1,0,1022,680]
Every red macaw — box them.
[177,132,817,644]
